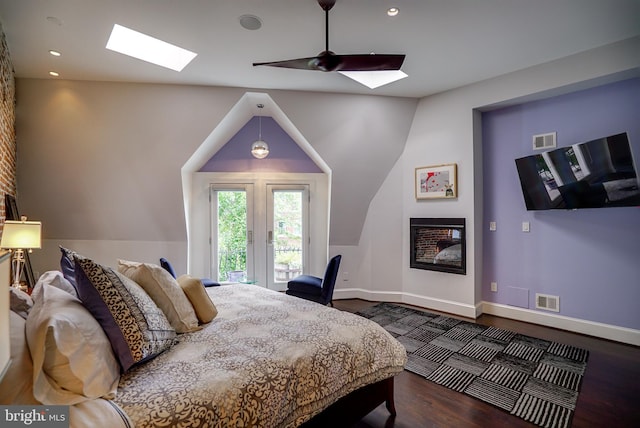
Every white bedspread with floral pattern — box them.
[113,284,406,427]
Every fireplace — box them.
[410,218,466,275]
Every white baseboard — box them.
[481,302,640,346]
[333,288,478,318]
[334,288,640,346]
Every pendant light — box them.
[251,104,269,159]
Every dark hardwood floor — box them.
[332,299,640,428]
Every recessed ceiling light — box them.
[339,70,408,89]
[106,24,197,72]
[387,7,399,17]
[49,50,61,57]
[49,71,59,77]
[46,16,63,26]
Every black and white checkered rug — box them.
[357,303,589,428]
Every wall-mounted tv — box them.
[515,132,640,210]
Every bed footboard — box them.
[301,376,396,427]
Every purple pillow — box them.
[59,246,84,293]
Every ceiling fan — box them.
[253,0,405,72]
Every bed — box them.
[1,254,407,428]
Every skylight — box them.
[339,70,408,89]
[106,24,197,72]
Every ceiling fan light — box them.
[251,140,269,159]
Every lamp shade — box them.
[251,140,269,159]
[0,220,42,249]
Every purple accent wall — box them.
[482,78,640,330]
[199,116,322,173]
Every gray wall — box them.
[14,79,417,272]
[12,36,640,344]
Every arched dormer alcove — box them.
[198,116,322,174]
[181,92,331,282]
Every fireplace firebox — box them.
[410,218,466,275]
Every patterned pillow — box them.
[117,260,200,333]
[74,257,177,372]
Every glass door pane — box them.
[211,185,253,283]
[267,185,308,291]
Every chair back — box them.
[320,255,341,302]
[159,258,177,278]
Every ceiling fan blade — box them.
[252,0,407,75]
[252,57,319,71]
[254,50,343,72]
[337,54,405,71]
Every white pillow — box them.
[70,399,134,428]
[118,260,200,333]
[9,287,33,319]
[26,279,121,405]
[37,270,78,298]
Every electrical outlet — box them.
[342,271,349,281]
[490,282,498,292]
[489,221,497,231]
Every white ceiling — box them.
[1,0,639,99]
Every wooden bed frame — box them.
[301,376,396,427]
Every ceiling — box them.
[1,0,639,99]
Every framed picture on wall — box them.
[415,163,457,200]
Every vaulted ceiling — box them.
[1,0,639,98]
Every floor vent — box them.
[535,293,560,312]
[532,132,556,150]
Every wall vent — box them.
[532,132,556,150]
[535,293,560,312]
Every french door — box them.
[210,184,254,284]
[210,183,309,290]
[266,185,309,291]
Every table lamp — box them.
[0,216,41,290]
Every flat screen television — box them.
[515,132,640,210]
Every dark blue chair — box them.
[160,258,220,287]
[285,255,341,306]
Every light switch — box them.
[522,221,530,232]
[489,221,497,231]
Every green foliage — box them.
[217,191,247,280]
[273,191,303,268]
[215,189,304,280]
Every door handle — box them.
[247,230,253,245]
[268,230,273,245]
